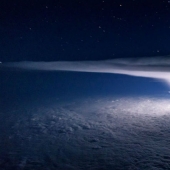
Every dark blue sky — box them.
[1,0,170,62]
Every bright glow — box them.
[2,56,170,83]
[106,97,170,116]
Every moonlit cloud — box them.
[2,56,170,83]
[108,97,170,116]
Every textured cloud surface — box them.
[1,96,170,169]
[2,56,170,82]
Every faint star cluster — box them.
[0,0,170,62]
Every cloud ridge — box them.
[1,56,170,82]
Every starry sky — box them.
[1,0,170,62]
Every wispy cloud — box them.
[2,56,170,82]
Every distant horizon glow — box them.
[2,56,170,84]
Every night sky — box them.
[2,1,170,169]
[1,0,170,62]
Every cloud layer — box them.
[3,96,170,169]
[1,56,170,82]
